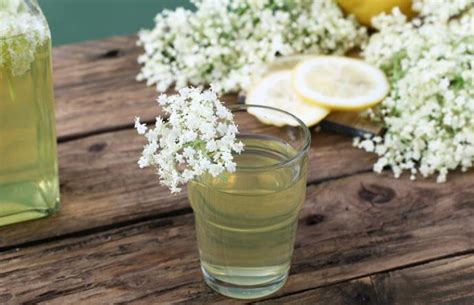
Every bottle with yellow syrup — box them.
[0,0,59,226]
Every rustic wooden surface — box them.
[0,35,473,305]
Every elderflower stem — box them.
[6,73,16,102]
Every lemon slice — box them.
[246,70,329,127]
[293,56,389,111]
[250,54,320,88]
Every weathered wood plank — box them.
[256,277,378,305]
[2,34,469,304]
[52,35,158,139]
[0,171,472,304]
[257,255,474,305]
[0,128,187,249]
[52,35,240,140]
[151,171,474,303]
[153,277,379,305]
[0,111,374,249]
[372,255,474,305]
[0,216,196,305]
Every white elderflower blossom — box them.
[135,87,244,193]
[0,5,50,76]
[356,0,474,183]
[137,0,367,94]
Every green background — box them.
[38,0,192,46]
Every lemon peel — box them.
[293,56,389,111]
[246,70,329,127]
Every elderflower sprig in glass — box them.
[135,89,310,299]
[135,87,243,193]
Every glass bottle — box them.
[0,0,60,226]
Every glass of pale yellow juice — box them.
[188,104,310,299]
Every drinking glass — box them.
[188,104,310,299]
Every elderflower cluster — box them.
[0,1,50,76]
[137,0,367,94]
[135,87,244,193]
[356,1,474,183]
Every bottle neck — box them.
[0,0,40,15]
[0,0,50,75]
[24,0,42,14]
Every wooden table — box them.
[0,35,473,305]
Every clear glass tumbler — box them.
[188,104,310,299]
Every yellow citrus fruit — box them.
[338,0,414,27]
[246,70,329,127]
[293,56,389,111]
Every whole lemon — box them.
[338,0,414,27]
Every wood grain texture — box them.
[373,255,474,305]
[150,171,474,303]
[257,255,474,305]
[0,112,375,249]
[256,277,378,305]
[53,35,157,139]
[0,35,472,304]
[0,128,188,249]
[52,35,240,140]
[0,170,472,304]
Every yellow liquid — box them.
[0,37,59,226]
[188,135,307,299]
